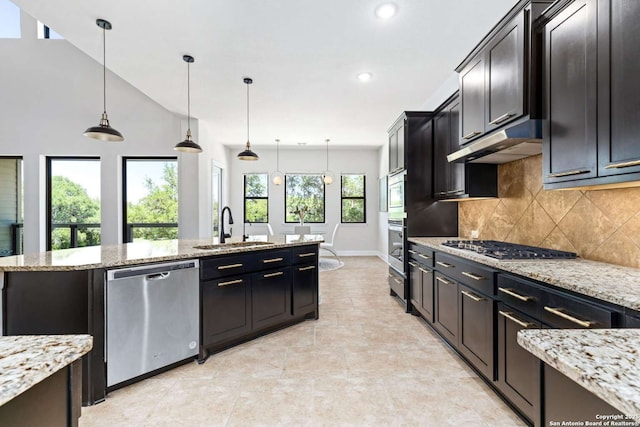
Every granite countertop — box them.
[0,235,323,272]
[518,329,640,417]
[408,237,640,311]
[0,335,93,406]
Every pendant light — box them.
[83,19,124,142]
[272,139,284,185]
[237,77,259,160]
[174,55,203,153]
[322,138,334,185]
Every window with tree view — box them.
[244,173,268,223]
[123,158,178,242]
[47,157,101,251]
[341,174,366,223]
[285,174,325,223]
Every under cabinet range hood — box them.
[447,119,542,164]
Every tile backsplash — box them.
[458,154,640,268]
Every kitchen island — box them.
[0,235,322,405]
[0,334,92,426]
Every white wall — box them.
[227,146,380,256]
[377,144,389,261]
[0,12,226,252]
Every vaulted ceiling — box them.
[12,0,516,148]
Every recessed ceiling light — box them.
[375,3,397,19]
[357,72,373,82]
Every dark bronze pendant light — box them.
[83,19,124,142]
[237,77,259,160]
[174,55,203,153]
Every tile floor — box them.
[80,256,527,426]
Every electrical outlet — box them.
[470,230,479,239]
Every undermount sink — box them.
[193,241,275,251]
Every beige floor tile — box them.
[80,256,525,426]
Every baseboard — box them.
[319,250,381,257]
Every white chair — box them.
[266,223,274,236]
[320,223,340,261]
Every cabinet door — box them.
[433,272,458,345]
[409,261,422,312]
[460,57,485,144]
[448,100,465,196]
[433,110,450,197]
[292,263,317,317]
[543,0,598,185]
[496,304,541,425]
[252,267,292,330]
[458,284,495,380]
[389,130,398,173]
[598,0,640,176]
[201,274,251,348]
[420,267,434,323]
[486,10,525,131]
[397,125,405,171]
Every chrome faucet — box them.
[220,206,234,244]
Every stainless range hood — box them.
[447,119,542,164]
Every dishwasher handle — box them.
[108,260,199,281]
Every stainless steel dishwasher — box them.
[106,259,199,387]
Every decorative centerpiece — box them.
[292,205,310,226]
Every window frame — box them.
[340,174,367,224]
[0,156,23,256]
[122,156,178,243]
[284,174,326,224]
[243,172,269,224]
[46,156,101,251]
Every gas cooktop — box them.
[441,240,577,260]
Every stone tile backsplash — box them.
[458,154,640,268]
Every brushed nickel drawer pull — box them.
[408,250,417,254]
[461,290,484,302]
[547,169,590,178]
[408,261,418,268]
[437,191,448,196]
[604,159,640,169]
[298,266,316,271]
[499,310,534,328]
[418,254,432,260]
[543,306,595,328]
[262,257,284,263]
[436,276,454,286]
[462,271,485,281]
[462,130,482,140]
[447,189,464,194]
[418,268,430,274]
[218,279,243,287]
[298,253,315,258]
[498,287,534,302]
[436,261,454,268]
[218,263,243,270]
[264,271,284,278]
[489,112,516,125]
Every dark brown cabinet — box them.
[459,58,485,143]
[201,274,252,349]
[458,283,495,380]
[433,272,458,345]
[252,268,292,330]
[292,263,317,317]
[408,245,435,323]
[388,118,405,174]
[543,0,640,189]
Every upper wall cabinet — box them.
[388,118,406,174]
[456,0,552,145]
[541,0,640,189]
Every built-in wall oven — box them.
[388,220,406,303]
[387,170,406,220]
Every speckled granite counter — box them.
[0,235,323,272]
[517,329,640,417]
[408,237,640,311]
[0,335,93,406]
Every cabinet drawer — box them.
[255,249,291,269]
[200,254,256,280]
[541,290,616,329]
[497,274,542,319]
[458,283,495,380]
[408,244,434,267]
[291,245,318,265]
[434,252,496,296]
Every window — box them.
[341,174,366,223]
[244,173,268,223]
[123,158,178,242]
[0,0,21,38]
[37,21,63,39]
[285,174,325,223]
[0,157,23,256]
[47,157,101,251]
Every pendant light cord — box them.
[326,139,329,170]
[187,61,191,131]
[102,25,106,114]
[276,139,280,171]
[246,82,250,143]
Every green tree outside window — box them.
[285,175,325,223]
[244,173,268,223]
[341,174,366,223]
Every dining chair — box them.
[320,223,340,261]
[266,223,274,236]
